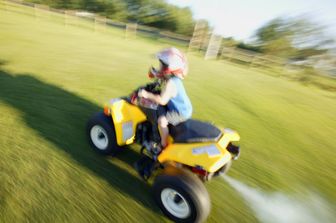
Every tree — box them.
[124,0,195,35]
[254,16,334,60]
[254,18,296,58]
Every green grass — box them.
[0,2,336,222]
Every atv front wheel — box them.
[87,112,122,155]
[153,167,210,223]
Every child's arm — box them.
[139,79,177,105]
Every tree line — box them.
[26,1,334,63]
[224,16,334,63]
[26,0,196,36]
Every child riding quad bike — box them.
[87,49,241,223]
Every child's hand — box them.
[138,89,148,98]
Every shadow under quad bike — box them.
[87,81,241,223]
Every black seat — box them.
[169,119,222,143]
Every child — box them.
[139,47,192,148]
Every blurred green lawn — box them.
[0,2,335,222]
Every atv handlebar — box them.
[129,81,161,110]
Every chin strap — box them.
[148,67,178,80]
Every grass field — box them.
[0,2,335,222]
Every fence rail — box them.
[1,0,192,45]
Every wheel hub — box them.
[90,125,108,150]
[161,188,191,219]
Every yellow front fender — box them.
[106,99,147,146]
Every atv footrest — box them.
[134,156,156,181]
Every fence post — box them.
[46,5,50,19]
[125,23,137,39]
[219,47,227,60]
[45,5,50,19]
[34,3,37,18]
[34,4,50,19]
[64,10,68,26]
[228,47,236,62]
[34,4,41,19]
[94,16,98,32]
[64,10,73,27]
[205,33,222,60]
[95,16,106,33]
[249,55,256,68]
[188,21,208,52]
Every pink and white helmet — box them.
[150,47,188,79]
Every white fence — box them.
[3,0,332,75]
[1,0,192,45]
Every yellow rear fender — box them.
[104,98,147,146]
[158,129,240,173]
[218,128,240,148]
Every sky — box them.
[166,0,336,42]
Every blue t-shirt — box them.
[167,77,192,119]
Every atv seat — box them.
[169,119,222,143]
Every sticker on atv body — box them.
[122,121,134,142]
[192,145,221,157]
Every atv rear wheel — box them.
[153,166,210,223]
[87,112,122,155]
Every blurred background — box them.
[0,0,335,222]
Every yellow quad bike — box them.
[87,82,240,223]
